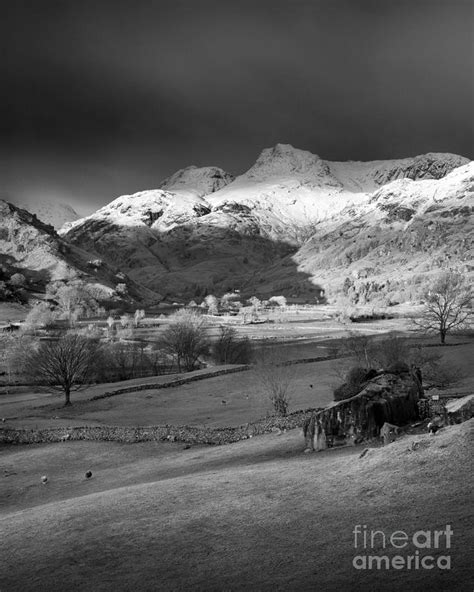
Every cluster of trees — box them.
[330,272,471,402]
[0,268,28,303]
[22,280,109,330]
[333,330,467,403]
[199,293,288,316]
[11,308,255,406]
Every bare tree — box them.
[27,334,100,405]
[415,272,472,344]
[161,309,210,372]
[342,332,376,368]
[211,326,253,365]
[254,346,295,416]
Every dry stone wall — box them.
[0,408,320,446]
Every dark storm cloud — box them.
[1,0,472,212]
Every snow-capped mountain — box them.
[206,145,469,240]
[62,145,472,303]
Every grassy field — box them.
[2,334,473,431]
[1,315,473,591]
[1,420,472,591]
[1,357,339,429]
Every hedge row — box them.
[0,408,322,446]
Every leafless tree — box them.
[160,309,210,372]
[415,272,472,344]
[254,346,295,416]
[211,326,253,365]
[27,334,100,405]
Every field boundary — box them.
[90,355,340,400]
[0,408,321,446]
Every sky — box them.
[1,0,473,215]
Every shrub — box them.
[385,361,410,375]
[333,366,374,402]
[211,326,253,365]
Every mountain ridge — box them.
[55,145,473,303]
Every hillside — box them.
[1,420,472,591]
[0,200,159,305]
[296,161,474,304]
[62,146,472,302]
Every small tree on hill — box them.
[161,309,210,372]
[26,334,100,405]
[416,272,472,344]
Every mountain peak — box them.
[159,165,234,197]
[247,144,324,178]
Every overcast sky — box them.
[1,0,473,215]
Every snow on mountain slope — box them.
[15,198,80,230]
[64,189,209,232]
[327,152,469,193]
[158,165,234,197]
[62,165,234,236]
[0,200,159,304]
[206,145,469,241]
[295,161,474,304]
[63,145,471,302]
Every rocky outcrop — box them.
[303,371,421,451]
[372,153,469,184]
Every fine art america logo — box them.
[352,524,453,570]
